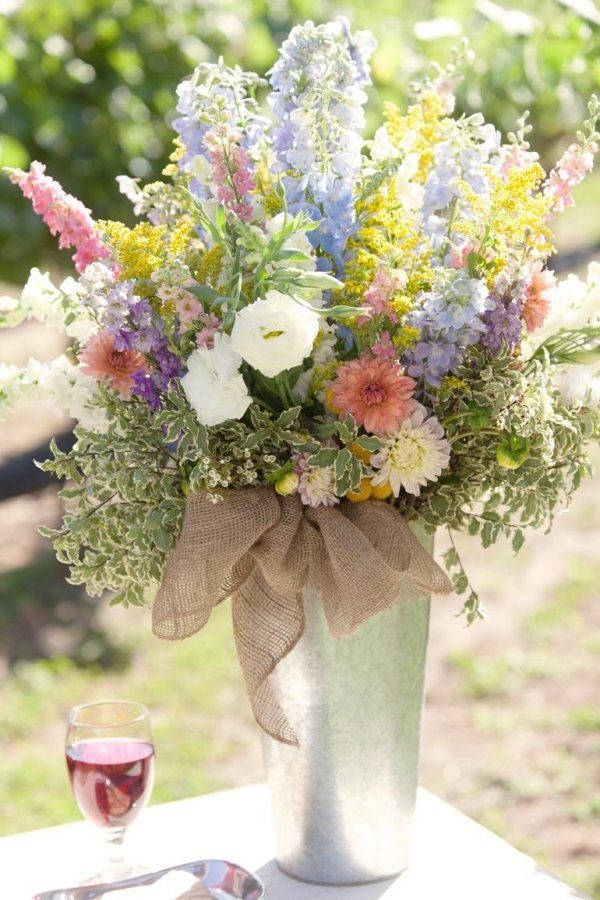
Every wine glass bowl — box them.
[66,700,155,884]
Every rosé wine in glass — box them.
[66,701,155,884]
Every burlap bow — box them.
[152,488,452,745]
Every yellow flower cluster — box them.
[392,326,421,352]
[456,163,554,284]
[191,244,225,287]
[343,178,434,314]
[162,138,185,178]
[169,220,194,258]
[309,360,339,399]
[100,221,169,281]
[442,375,469,391]
[254,159,283,216]
[384,92,446,183]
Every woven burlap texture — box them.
[152,487,452,745]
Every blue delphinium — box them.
[422,120,500,250]
[405,271,495,387]
[268,18,375,274]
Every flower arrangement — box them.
[2,19,600,628]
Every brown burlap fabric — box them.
[152,487,452,745]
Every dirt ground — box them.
[1,312,598,896]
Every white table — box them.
[0,784,589,900]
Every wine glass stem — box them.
[102,826,128,881]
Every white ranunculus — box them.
[230,290,320,378]
[182,333,252,427]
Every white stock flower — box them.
[0,363,26,418]
[20,268,62,323]
[182,333,252,427]
[371,404,451,497]
[555,365,600,410]
[532,264,600,349]
[0,268,99,340]
[230,290,320,378]
[369,125,401,164]
[1,356,107,431]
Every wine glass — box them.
[66,700,156,884]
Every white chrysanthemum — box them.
[371,404,451,497]
[296,458,339,508]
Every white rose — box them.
[230,290,320,378]
[182,333,251,426]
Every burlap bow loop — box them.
[152,487,452,745]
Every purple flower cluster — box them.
[481,298,523,354]
[102,287,181,409]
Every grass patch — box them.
[0,602,256,835]
[524,560,599,638]
[450,651,522,699]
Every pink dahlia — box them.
[522,269,557,333]
[331,355,416,436]
[79,330,148,397]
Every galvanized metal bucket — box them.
[262,528,432,886]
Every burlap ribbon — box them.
[152,488,452,745]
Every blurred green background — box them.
[0,2,599,897]
[2,0,600,280]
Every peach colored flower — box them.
[331,355,416,435]
[79,330,148,397]
[522,269,557,333]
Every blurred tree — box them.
[1,0,599,282]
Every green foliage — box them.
[3,0,600,280]
[408,347,598,619]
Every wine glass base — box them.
[80,864,151,886]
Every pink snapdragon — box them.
[204,126,256,222]
[195,312,221,349]
[446,240,473,269]
[497,144,539,179]
[372,331,397,361]
[360,267,407,325]
[8,162,109,273]
[544,142,598,213]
